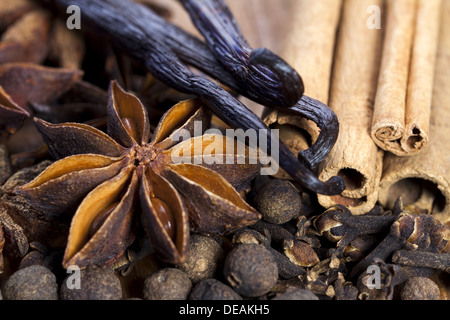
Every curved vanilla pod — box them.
[274,96,340,171]
[45,0,345,195]
[171,33,337,170]
[178,0,304,109]
[39,0,337,170]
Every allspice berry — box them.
[400,277,441,300]
[189,279,242,300]
[3,265,58,300]
[143,268,192,300]
[177,234,224,284]
[223,243,278,297]
[60,266,122,300]
[254,179,301,224]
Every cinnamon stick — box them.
[317,0,384,215]
[371,0,441,156]
[378,0,450,224]
[281,0,342,104]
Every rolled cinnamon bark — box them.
[371,0,441,156]
[317,0,384,215]
[281,0,342,104]
[378,0,449,224]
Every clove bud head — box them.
[313,207,347,242]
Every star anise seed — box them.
[16,81,261,268]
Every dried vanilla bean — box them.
[43,0,345,195]
[178,0,304,109]
[39,0,338,171]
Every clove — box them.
[333,272,359,300]
[349,213,440,279]
[342,234,379,262]
[268,246,307,279]
[249,219,295,246]
[313,205,397,257]
[357,259,434,300]
[392,250,450,273]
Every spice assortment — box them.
[0,0,449,302]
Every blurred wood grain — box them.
[157,0,295,53]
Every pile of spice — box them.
[0,0,448,301]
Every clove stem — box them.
[349,234,405,279]
[392,250,450,273]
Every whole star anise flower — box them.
[16,81,261,268]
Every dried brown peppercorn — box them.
[60,266,122,300]
[254,179,301,225]
[232,227,306,279]
[18,242,62,277]
[223,243,278,297]
[177,234,224,284]
[189,278,242,300]
[400,277,441,300]
[3,265,58,300]
[143,268,192,300]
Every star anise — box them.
[0,0,85,69]
[16,81,261,268]
[0,84,29,143]
[0,63,89,271]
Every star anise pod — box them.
[0,0,85,69]
[16,81,261,268]
[0,63,84,137]
[0,63,84,111]
[0,84,29,142]
[0,61,113,170]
